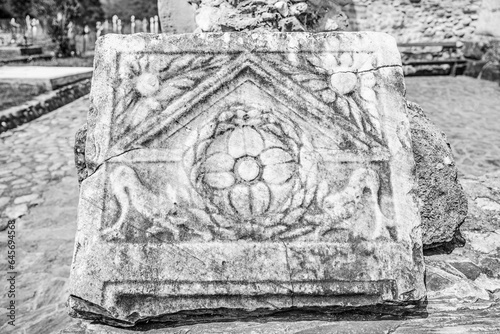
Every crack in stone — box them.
[335,64,403,75]
[281,241,295,307]
[127,224,207,266]
[85,146,143,180]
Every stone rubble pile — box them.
[187,0,349,32]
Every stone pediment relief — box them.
[100,51,388,167]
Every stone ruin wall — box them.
[165,0,486,43]
[344,0,484,43]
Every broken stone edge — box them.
[68,294,428,328]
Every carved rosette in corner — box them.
[267,49,384,142]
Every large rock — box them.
[406,101,468,254]
[69,32,426,326]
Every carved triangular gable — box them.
[108,52,388,160]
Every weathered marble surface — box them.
[69,32,425,326]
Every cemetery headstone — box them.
[24,15,31,45]
[153,15,159,33]
[69,32,426,326]
[104,20,110,34]
[9,18,20,44]
[96,22,102,39]
[112,15,118,33]
[83,25,90,54]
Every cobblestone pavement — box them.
[405,76,500,178]
[0,77,499,334]
[0,96,88,224]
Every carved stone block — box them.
[69,32,426,326]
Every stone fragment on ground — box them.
[69,32,425,326]
[425,260,491,301]
[461,171,500,234]
[407,101,468,254]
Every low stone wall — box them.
[169,0,483,42]
[0,80,50,110]
[0,46,43,59]
[346,0,482,43]
[0,79,91,133]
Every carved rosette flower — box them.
[118,55,166,126]
[186,105,319,237]
[202,126,298,219]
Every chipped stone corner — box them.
[68,295,134,328]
